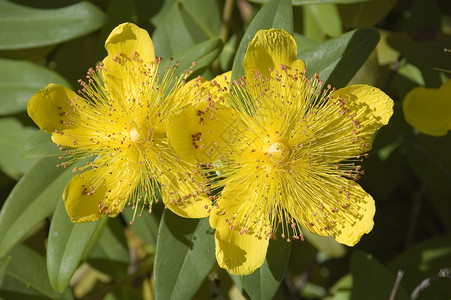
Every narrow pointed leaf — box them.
[47,201,108,292]
[160,38,223,79]
[232,0,293,79]
[0,256,11,288]
[151,0,221,57]
[154,211,215,300]
[299,28,380,88]
[0,1,106,50]
[0,118,37,179]
[22,130,63,160]
[238,237,291,300]
[0,58,70,115]
[2,244,73,299]
[0,157,87,256]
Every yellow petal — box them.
[104,22,154,62]
[167,74,235,164]
[27,83,80,133]
[243,29,306,79]
[160,161,211,218]
[102,23,155,101]
[214,224,269,275]
[63,169,108,223]
[403,80,451,136]
[209,183,271,275]
[291,180,375,246]
[64,150,143,223]
[330,84,394,152]
[162,190,210,218]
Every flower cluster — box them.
[28,23,394,275]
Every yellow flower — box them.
[27,23,210,223]
[403,80,451,136]
[168,29,394,275]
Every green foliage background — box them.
[0,0,450,299]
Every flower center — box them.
[267,141,290,164]
[129,127,142,143]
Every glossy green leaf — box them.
[0,256,10,288]
[88,218,129,278]
[154,211,215,300]
[239,235,292,300]
[299,27,380,88]
[232,0,293,79]
[22,130,62,160]
[388,236,451,299]
[251,0,381,4]
[151,0,221,57]
[122,203,163,247]
[0,156,81,256]
[1,243,73,299]
[159,38,223,79]
[351,251,409,300]
[47,201,107,292]
[0,118,37,179]
[293,32,319,54]
[0,1,106,50]
[0,58,70,115]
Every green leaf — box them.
[0,157,83,256]
[351,251,409,300]
[0,118,37,179]
[151,0,221,57]
[154,211,215,300]
[388,236,451,299]
[232,0,293,80]
[1,243,73,299]
[22,130,63,160]
[250,0,381,4]
[159,38,223,79]
[0,1,106,50]
[0,256,11,288]
[299,28,380,88]
[293,32,319,54]
[88,218,129,278]
[239,236,291,300]
[47,200,108,292]
[0,58,70,115]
